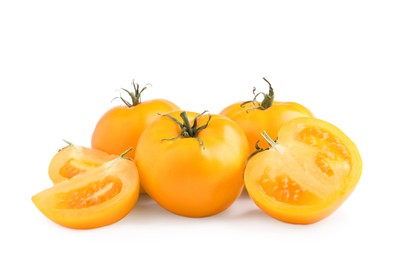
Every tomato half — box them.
[32,155,140,229]
[220,78,313,154]
[244,117,362,224]
[135,111,249,217]
[91,79,179,158]
[48,141,117,184]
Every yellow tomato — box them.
[91,79,179,158]
[221,78,313,154]
[135,111,249,217]
[244,117,362,224]
[32,151,140,229]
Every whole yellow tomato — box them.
[135,111,249,217]
[91,79,180,158]
[220,78,313,154]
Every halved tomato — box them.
[32,154,140,229]
[48,141,118,184]
[244,117,362,224]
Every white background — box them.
[1,0,399,259]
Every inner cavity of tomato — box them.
[59,159,102,179]
[298,126,351,166]
[297,125,352,185]
[259,174,321,205]
[57,176,122,209]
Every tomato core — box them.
[297,126,351,179]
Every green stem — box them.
[181,111,194,137]
[161,111,212,149]
[260,78,274,109]
[119,147,133,160]
[62,139,73,146]
[58,139,74,152]
[114,79,151,107]
[245,130,278,162]
[261,130,277,149]
[240,77,275,111]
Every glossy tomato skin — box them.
[134,111,249,217]
[244,117,362,224]
[91,99,179,158]
[48,143,117,184]
[221,101,313,154]
[32,156,140,229]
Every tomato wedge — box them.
[48,141,118,184]
[32,155,140,229]
[244,117,362,224]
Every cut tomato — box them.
[48,142,117,184]
[32,156,140,229]
[244,117,362,224]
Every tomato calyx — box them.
[240,77,275,112]
[161,111,212,150]
[114,79,151,107]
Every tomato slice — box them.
[244,117,362,224]
[32,156,140,229]
[48,142,117,184]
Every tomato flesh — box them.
[56,176,122,209]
